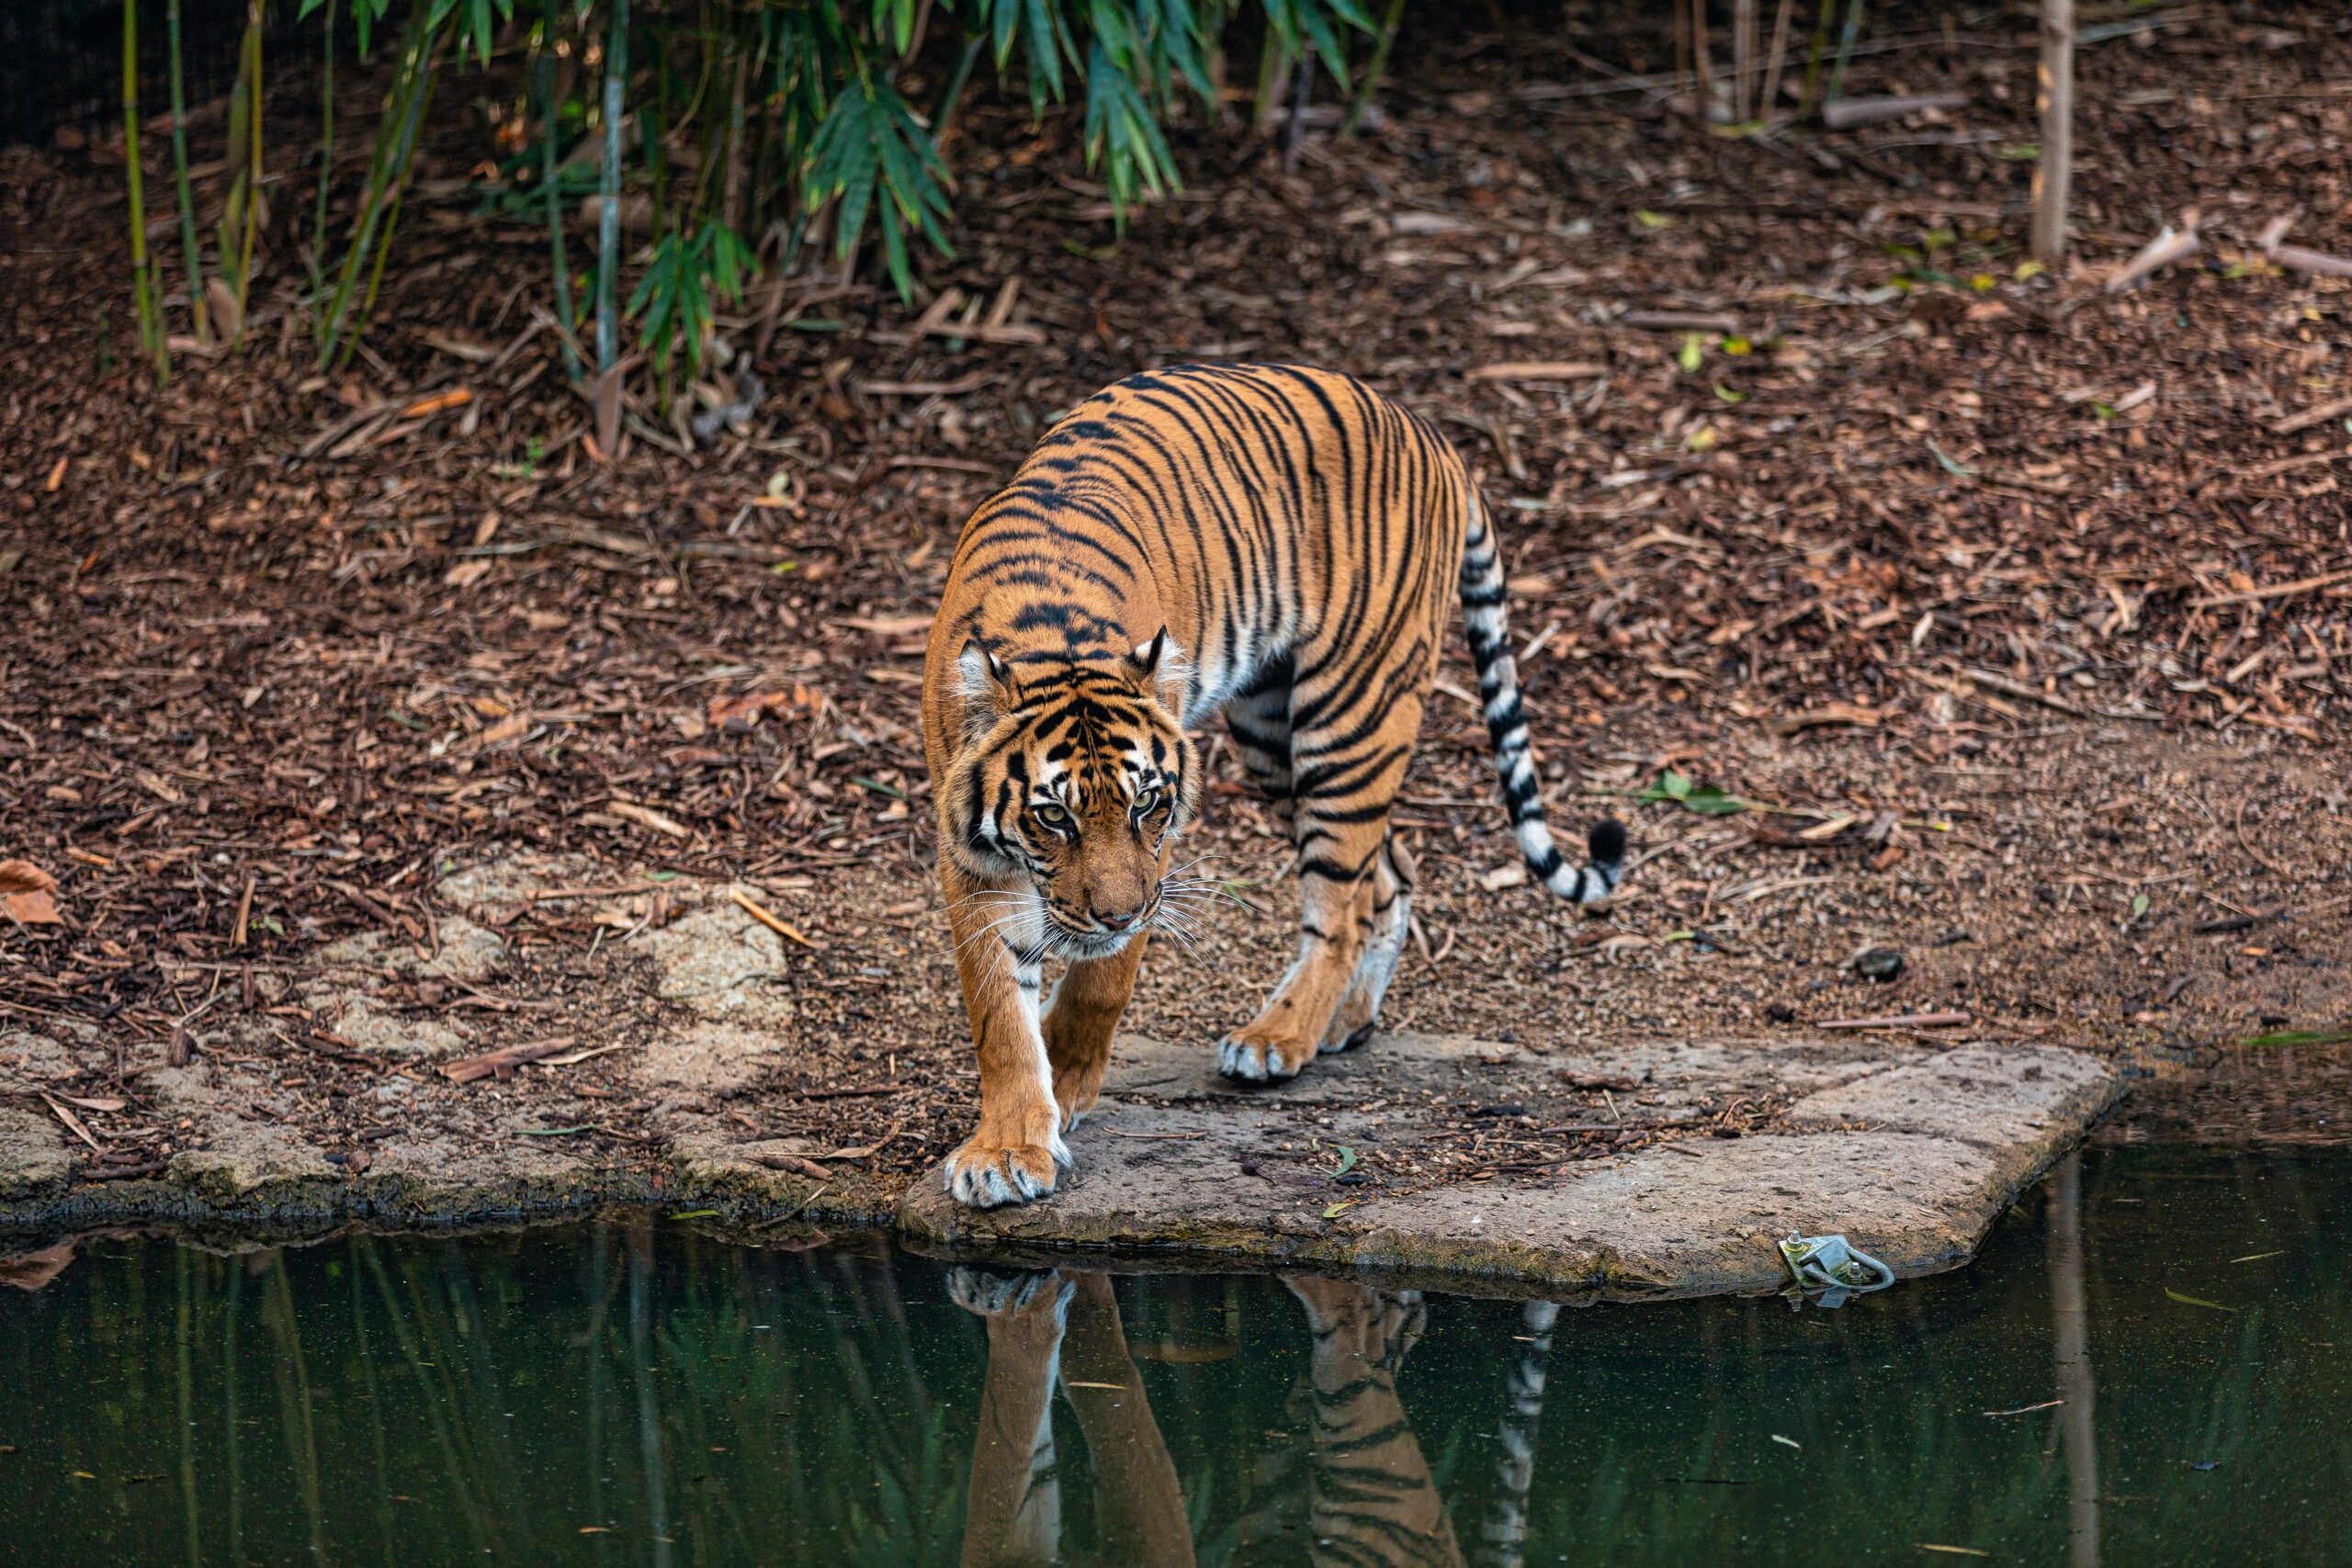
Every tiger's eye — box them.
[1033,802,1072,829]
[1132,787,1161,815]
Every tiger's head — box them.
[943,630,1201,960]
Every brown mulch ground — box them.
[3,1,2350,1191]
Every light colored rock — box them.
[0,1030,94,1083]
[1781,1043,2116,1149]
[640,904,790,1019]
[636,1021,785,1093]
[901,1029,2126,1298]
[0,1106,72,1201]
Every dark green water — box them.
[2,1147,2344,1566]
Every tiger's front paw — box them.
[947,1266,1069,1318]
[944,1134,1070,1208]
[1216,1029,1311,1083]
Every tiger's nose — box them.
[1094,907,1139,931]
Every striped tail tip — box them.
[1543,817,1626,906]
[1588,818,1627,875]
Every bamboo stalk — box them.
[338,61,440,368]
[2030,0,2075,265]
[1344,0,1408,136]
[317,11,437,367]
[124,0,168,382]
[1826,0,1864,106]
[1252,28,1291,136]
[538,42,582,382]
[1282,47,1314,173]
[932,33,985,144]
[232,0,263,332]
[166,0,209,344]
[1734,0,1757,122]
[721,35,748,233]
[1691,0,1716,121]
[1761,0,1796,117]
[311,0,335,297]
[597,0,629,374]
[1796,0,1837,118]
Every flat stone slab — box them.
[898,1034,2124,1298]
[0,851,2124,1298]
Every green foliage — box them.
[804,71,956,298]
[1636,769,1751,816]
[628,219,754,382]
[160,0,1381,389]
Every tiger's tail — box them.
[1457,488,1627,903]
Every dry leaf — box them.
[476,713,531,748]
[401,387,473,419]
[1481,863,1529,892]
[0,859,61,925]
[444,558,494,589]
[708,684,821,729]
[839,614,933,637]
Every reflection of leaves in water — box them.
[12,1155,2352,1563]
[840,1402,966,1568]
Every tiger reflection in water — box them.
[951,1269,1559,1568]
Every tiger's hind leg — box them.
[1217,680,1417,1083]
[1320,832,1413,1055]
[1222,653,1298,832]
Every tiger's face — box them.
[944,633,1200,961]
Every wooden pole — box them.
[2031,0,2075,265]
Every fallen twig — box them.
[440,1036,577,1084]
[731,887,817,947]
[1815,1011,1973,1031]
[1619,310,1740,333]
[1821,92,1966,130]
[2105,214,2199,293]
[2269,395,2352,436]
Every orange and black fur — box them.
[922,364,1624,1207]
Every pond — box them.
[3,1146,2344,1565]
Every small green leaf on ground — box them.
[1677,333,1705,373]
[1637,769,1750,816]
[2235,1025,2352,1049]
[2165,1288,2239,1314]
[1928,439,1977,479]
[1333,1145,1359,1178]
[2131,893,2151,919]
[1322,1201,1355,1219]
[668,1210,720,1220]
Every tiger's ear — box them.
[1126,628,1169,681]
[1126,627,1189,703]
[959,638,1015,711]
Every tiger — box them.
[922,362,1628,1208]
